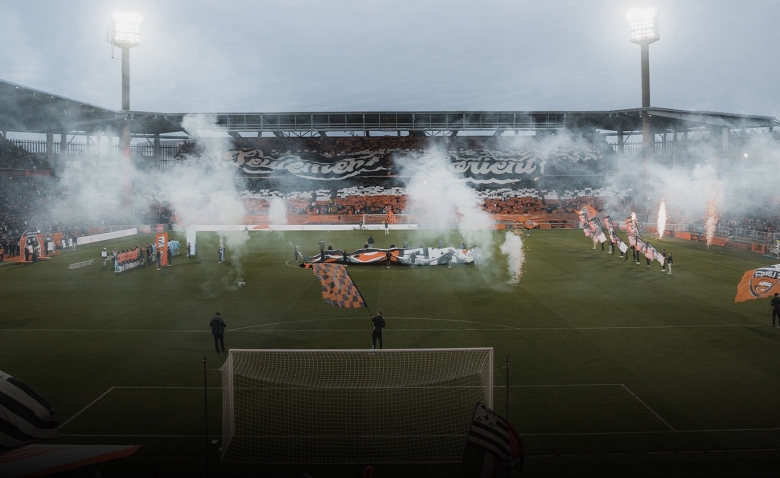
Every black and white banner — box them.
[0,370,58,451]
[220,148,546,183]
[222,149,389,180]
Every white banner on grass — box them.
[187,224,417,232]
[76,228,138,246]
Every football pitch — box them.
[2,228,780,474]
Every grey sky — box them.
[1,0,778,117]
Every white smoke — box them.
[398,149,495,260]
[499,232,525,283]
[168,114,248,286]
[268,196,288,225]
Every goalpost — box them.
[220,348,493,464]
[362,213,411,229]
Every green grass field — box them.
[2,228,780,475]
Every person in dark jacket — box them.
[371,311,386,349]
[770,293,780,327]
[210,312,227,353]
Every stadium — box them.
[2,3,780,477]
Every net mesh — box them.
[220,348,493,464]
[362,214,410,226]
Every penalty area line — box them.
[59,387,115,429]
[523,428,780,436]
[620,384,675,431]
[59,386,224,430]
[500,383,675,432]
[0,324,767,333]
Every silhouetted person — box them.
[371,310,386,349]
[210,312,227,353]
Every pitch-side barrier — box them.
[185,224,418,233]
[76,228,138,246]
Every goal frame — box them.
[220,347,493,464]
[362,213,412,229]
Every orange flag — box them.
[735,264,780,302]
[311,263,367,309]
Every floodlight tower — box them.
[108,11,143,207]
[627,7,659,161]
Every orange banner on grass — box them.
[735,264,780,302]
[310,263,366,309]
[155,232,168,266]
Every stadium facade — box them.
[1,78,777,167]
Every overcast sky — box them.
[1,0,778,118]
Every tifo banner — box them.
[310,263,366,309]
[735,264,780,302]
[223,149,388,180]
[220,148,546,183]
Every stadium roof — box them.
[1,78,777,137]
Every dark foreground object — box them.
[51,449,780,477]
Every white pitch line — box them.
[58,428,780,439]
[0,324,765,333]
[0,329,208,333]
[503,384,623,388]
[229,316,524,332]
[524,428,780,436]
[56,384,779,438]
[500,383,676,431]
[620,384,676,431]
[59,387,115,429]
[133,385,217,389]
[60,434,204,438]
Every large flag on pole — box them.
[735,264,780,302]
[589,218,608,243]
[460,403,523,478]
[626,218,638,247]
[604,216,628,254]
[310,263,367,308]
[578,209,591,238]
[0,370,58,451]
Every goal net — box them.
[220,348,493,464]
[362,213,411,228]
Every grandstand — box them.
[2,77,778,235]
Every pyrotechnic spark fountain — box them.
[500,230,525,284]
[657,199,667,239]
[704,195,719,248]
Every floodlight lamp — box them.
[627,7,659,44]
[110,11,143,47]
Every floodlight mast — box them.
[627,7,659,188]
[108,11,143,207]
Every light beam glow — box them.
[657,198,667,239]
[704,195,719,248]
[627,7,659,43]
[111,11,143,46]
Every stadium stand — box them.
[0,138,51,171]
[5,131,780,247]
